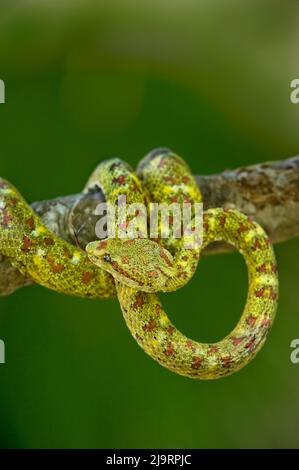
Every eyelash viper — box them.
[86,149,279,379]
[0,150,278,379]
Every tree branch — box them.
[1,155,298,296]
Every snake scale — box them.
[0,149,278,379]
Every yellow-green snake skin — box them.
[0,149,278,379]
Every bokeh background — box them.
[0,0,299,449]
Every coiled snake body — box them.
[0,150,278,379]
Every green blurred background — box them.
[0,0,299,449]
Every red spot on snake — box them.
[121,256,129,264]
[52,263,65,273]
[244,337,256,352]
[221,356,232,367]
[246,315,257,327]
[164,175,176,185]
[219,214,226,227]
[22,236,32,252]
[10,197,18,206]
[170,196,178,203]
[164,342,175,356]
[131,180,140,193]
[182,255,189,262]
[143,319,157,332]
[47,256,65,273]
[271,263,278,273]
[230,336,245,346]
[253,239,261,250]
[166,326,175,335]
[63,247,72,259]
[257,263,267,273]
[158,158,167,168]
[191,356,203,369]
[182,175,190,184]
[125,239,135,245]
[149,270,158,278]
[208,345,219,354]
[113,175,126,185]
[255,288,265,298]
[238,223,248,234]
[269,287,278,300]
[177,271,187,281]
[159,248,173,267]
[44,237,54,246]
[2,209,11,227]
[97,240,107,250]
[186,340,194,349]
[133,294,144,309]
[26,217,35,231]
[82,272,93,284]
[261,315,271,328]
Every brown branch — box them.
[197,155,299,253]
[1,155,299,296]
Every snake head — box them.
[86,238,174,292]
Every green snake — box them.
[0,149,278,379]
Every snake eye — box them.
[103,254,111,263]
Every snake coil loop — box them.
[0,149,278,379]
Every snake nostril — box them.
[103,254,112,263]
